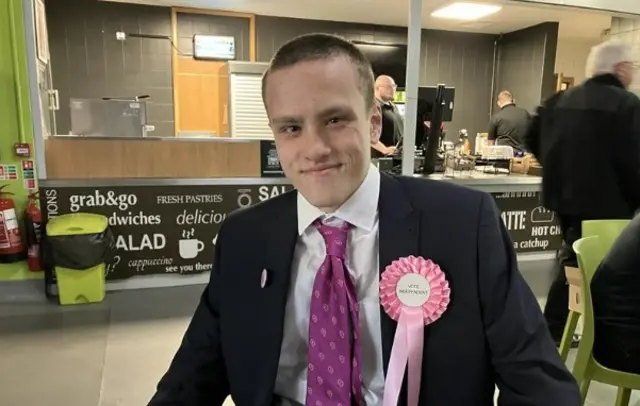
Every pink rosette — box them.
[380,255,451,406]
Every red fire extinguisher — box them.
[25,191,42,271]
[0,185,26,263]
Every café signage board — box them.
[193,35,235,60]
[260,140,285,177]
[492,190,562,253]
[40,182,561,287]
[41,183,294,282]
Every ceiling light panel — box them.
[431,2,502,20]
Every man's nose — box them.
[304,127,331,158]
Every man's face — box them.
[378,78,397,102]
[265,56,381,212]
[615,61,635,88]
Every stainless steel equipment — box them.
[69,95,149,138]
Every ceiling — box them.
[107,0,614,39]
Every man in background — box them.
[371,75,403,157]
[526,40,640,345]
[488,90,531,153]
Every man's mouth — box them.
[303,164,342,176]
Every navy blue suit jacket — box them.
[149,173,580,405]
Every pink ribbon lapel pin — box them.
[380,255,451,406]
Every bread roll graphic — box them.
[531,206,554,223]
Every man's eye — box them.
[280,126,300,134]
[327,117,343,125]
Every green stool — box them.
[559,219,631,361]
[46,213,109,305]
[572,236,640,405]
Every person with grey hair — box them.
[525,40,640,346]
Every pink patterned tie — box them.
[306,220,363,406]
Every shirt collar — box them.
[297,164,380,235]
[377,98,393,107]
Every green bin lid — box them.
[46,213,109,237]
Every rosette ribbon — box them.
[380,255,451,406]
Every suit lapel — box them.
[378,174,420,395]
[255,191,298,405]
[254,175,421,402]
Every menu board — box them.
[260,140,284,177]
[492,191,562,253]
[40,182,560,289]
[41,183,294,281]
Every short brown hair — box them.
[261,33,375,111]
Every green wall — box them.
[0,0,41,281]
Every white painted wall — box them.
[516,0,640,15]
[609,17,640,92]
[555,38,602,85]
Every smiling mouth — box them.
[303,164,342,176]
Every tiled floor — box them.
[0,259,638,406]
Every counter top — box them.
[40,173,542,189]
[421,173,542,186]
[48,135,271,143]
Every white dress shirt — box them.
[274,164,385,405]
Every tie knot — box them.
[313,220,349,259]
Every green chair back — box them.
[572,236,606,352]
[558,222,627,363]
[572,236,640,404]
[582,220,630,253]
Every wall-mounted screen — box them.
[418,86,457,122]
[193,35,236,60]
[354,42,408,88]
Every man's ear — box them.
[369,102,382,144]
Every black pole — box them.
[422,84,446,175]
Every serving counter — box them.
[44,135,265,179]
[39,172,561,292]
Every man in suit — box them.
[149,33,580,406]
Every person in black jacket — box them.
[591,214,640,374]
[488,90,531,153]
[525,40,640,344]
[371,75,403,157]
[149,33,581,406]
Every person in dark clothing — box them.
[488,90,531,153]
[371,75,404,158]
[525,40,640,344]
[591,214,640,374]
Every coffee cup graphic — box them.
[179,239,204,259]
